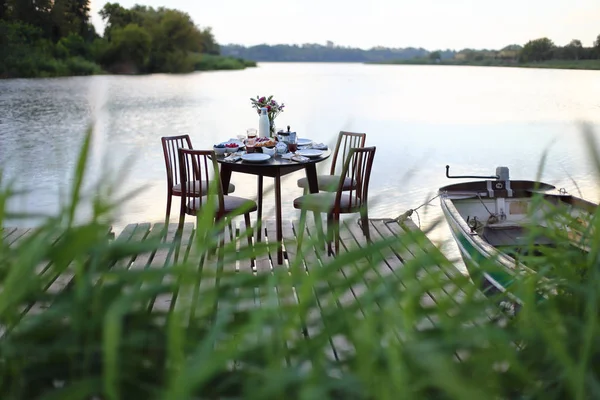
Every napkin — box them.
[312,143,328,150]
[224,154,242,162]
[282,153,309,162]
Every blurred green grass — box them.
[0,127,599,399]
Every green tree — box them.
[519,37,555,62]
[429,50,441,61]
[99,2,142,38]
[7,0,52,34]
[69,0,91,28]
[595,34,600,58]
[199,27,219,55]
[565,39,583,60]
[104,23,151,72]
[51,0,78,41]
[58,33,88,58]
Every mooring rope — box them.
[387,193,441,228]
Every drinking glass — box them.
[246,137,256,153]
[246,128,257,139]
[287,136,297,153]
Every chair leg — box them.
[326,213,334,256]
[360,208,371,242]
[333,213,340,256]
[166,193,173,222]
[313,211,326,253]
[244,213,255,266]
[177,206,185,233]
[228,220,234,242]
[217,225,225,268]
[296,209,308,256]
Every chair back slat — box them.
[161,135,193,188]
[178,149,224,216]
[334,147,376,212]
[330,131,366,176]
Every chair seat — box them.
[293,193,361,213]
[186,195,257,216]
[173,180,235,196]
[297,175,355,192]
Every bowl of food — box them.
[262,146,276,157]
[214,142,239,155]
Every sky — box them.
[90,0,600,50]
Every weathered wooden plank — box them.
[263,219,293,366]
[382,219,466,309]
[368,220,439,331]
[293,218,341,363]
[336,220,413,349]
[2,227,17,240]
[5,228,33,247]
[281,218,311,342]
[147,223,190,313]
[3,228,29,246]
[22,225,113,319]
[113,224,148,269]
[385,219,500,334]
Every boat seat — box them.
[482,226,554,248]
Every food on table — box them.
[214,142,240,149]
[254,137,277,147]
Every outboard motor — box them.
[496,166,510,182]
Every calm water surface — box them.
[1,63,600,261]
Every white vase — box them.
[258,107,270,138]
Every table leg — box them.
[256,175,263,242]
[274,172,283,264]
[305,164,319,194]
[220,165,233,194]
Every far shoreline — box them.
[364,59,600,71]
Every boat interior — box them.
[449,192,592,255]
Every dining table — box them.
[217,149,331,265]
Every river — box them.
[1,62,600,260]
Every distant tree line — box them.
[0,1,254,78]
[519,36,600,62]
[222,35,600,66]
[221,44,433,62]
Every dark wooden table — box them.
[218,150,331,264]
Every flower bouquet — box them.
[250,95,285,136]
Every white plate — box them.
[297,138,313,146]
[241,153,271,163]
[296,149,323,158]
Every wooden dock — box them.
[2,217,496,366]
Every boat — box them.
[439,165,597,301]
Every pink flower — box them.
[259,97,266,103]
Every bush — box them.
[191,53,251,71]
[0,21,103,78]
[101,23,152,72]
[65,56,104,76]
[58,34,89,58]
[36,57,69,76]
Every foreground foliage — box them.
[1,128,600,399]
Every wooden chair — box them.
[161,135,235,221]
[297,131,367,192]
[294,146,376,256]
[177,148,257,249]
